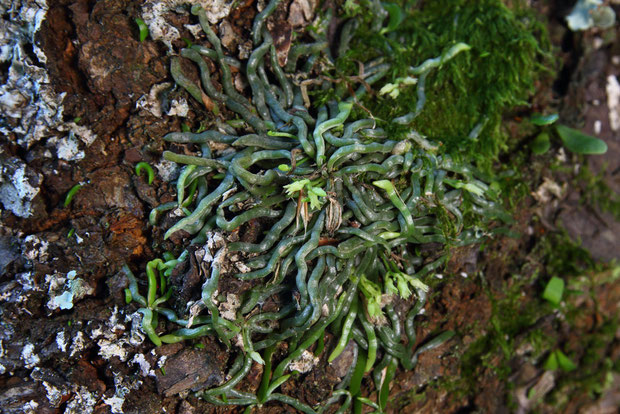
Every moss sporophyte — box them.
[124,0,549,411]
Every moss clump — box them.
[338,0,552,169]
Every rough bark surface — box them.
[0,1,618,413]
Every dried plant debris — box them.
[122,0,548,411]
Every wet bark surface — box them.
[0,1,618,413]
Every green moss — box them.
[438,231,618,407]
[338,0,552,169]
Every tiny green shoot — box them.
[124,289,132,304]
[556,125,608,155]
[530,113,559,126]
[64,184,83,207]
[283,179,327,210]
[135,162,155,185]
[135,18,149,42]
[531,132,551,155]
[380,3,404,34]
[544,349,577,372]
[542,276,564,305]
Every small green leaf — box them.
[395,274,413,299]
[306,193,318,209]
[372,180,394,192]
[283,179,309,196]
[278,164,291,172]
[543,351,558,371]
[310,187,326,197]
[380,3,404,34]
[530,113,559,126]
[542,276,564,305]
[556,125,607,154]
[135,18,149,42]
[531,132,551,155]
[555,350,577,372]
[407,275,430,293]
[124,288,132,304]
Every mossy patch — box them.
[436,231,619,408]
[337,0,553,169]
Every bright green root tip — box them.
[135,162,155,185]
[64,184,83,207]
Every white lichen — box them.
[103,371,142,414]
[533,177,565,204]
[46,271,94,311]
[156,354,168,368]
[154,158,180,182]
[131,353,153,377]
[126,311,146,346]
[234,261,251,273]
[21,400,39,414]
[90,307,139,362]
[289,350,319,374]
[0,160,42,218]
[56,330,67,353]
[136,82,173,117]
[103,395,126,414]
[218,293,241,321]
[167,98,190,117]
[0,0,98,154]
[64,386,98,414]
[20,343,40,369]
[22,235,49,262]
[42,381,64,407]
[16,271,36,292]
[52,134,85,161]
[61,122,98,146]
[566,0,616,31]
[70,331,86,357]
[97,339,129,362]
[607,75,620,131]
